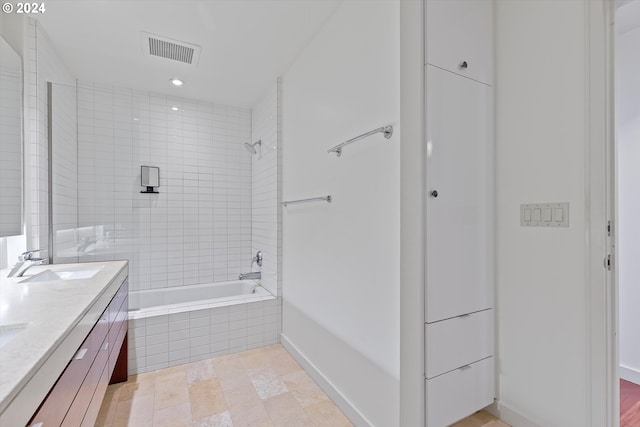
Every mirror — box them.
[0,35,23,237]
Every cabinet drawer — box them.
[81,364,110,427]
[108,294,128,355]
[426,309,494,379]
[62,337,109,426]
[426,357,495,427]
[29,320,104,426]
[109,318,128,377]
[109,280,128,324]
[425,0,493,85]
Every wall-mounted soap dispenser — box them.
[140,165,159,193]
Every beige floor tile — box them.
[112,393,154,427]
[187,359,217,384]
[223,384,262,408]
[248,366,288,399]
[95,387,121,426]
[272,417,315,427]
[155,364,187,379]
[240,349,275,370]
[118,375,157,401]
[282,369,330,409]
[228,398,273,427]
[192,410,234,427]
[153,401,192,427]
[268,348,304,377]
[155,369,190,410]
[189,378,228,420]
[304,399,354,427]
[263,392,308,425]
[451,411,511,427]
[214,354,256,392]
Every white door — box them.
[426,65,494,323]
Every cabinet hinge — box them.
[604,254,611,271]
[607,220,611,237]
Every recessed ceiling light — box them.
[171,106,179,111]
[170,78,183,87]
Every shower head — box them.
[244,140,261,155]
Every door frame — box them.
[586,0,617,426]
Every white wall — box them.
[75,82,252,291]
[281,1,400,426]
[616,15,640,385]
[251,82,281,297]
[0,14,26,269]
[0,12,23,56]
[495,1,590,425]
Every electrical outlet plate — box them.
[520,202,569,227]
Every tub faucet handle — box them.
[252,251,263,267]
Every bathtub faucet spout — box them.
[239,271,261,280]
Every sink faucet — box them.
[7,249,47,278]
[239,271,261,280]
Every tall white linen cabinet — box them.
[423,0,495,426]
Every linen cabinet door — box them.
[425,65,493,323]
[425,0,493,86]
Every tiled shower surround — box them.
[75,82,253,290]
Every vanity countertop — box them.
[0,260,128,424]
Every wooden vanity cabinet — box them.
[28,280,128,427]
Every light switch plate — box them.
[520,202,569,227]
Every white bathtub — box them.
[128,280,273,320]
[127,280,279,375]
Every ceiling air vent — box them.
[141,32,201,66]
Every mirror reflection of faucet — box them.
[76,231,111,254]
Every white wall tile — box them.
[75,85,253,291]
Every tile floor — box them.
[96,343,509,427]
[451,411,510,427]
[96,344,352,427]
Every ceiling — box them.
[35,0,343,107]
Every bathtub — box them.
[127,280,280,375]
[128,280,272,319]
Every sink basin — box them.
[0,323,28,348]
[21,268,101,283]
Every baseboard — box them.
[620,365,640,386]
[280,333,372,427]
[486,401,543,427]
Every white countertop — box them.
[0,260,128,425]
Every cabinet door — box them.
[426,65,493,323]
[426,0,493,86]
